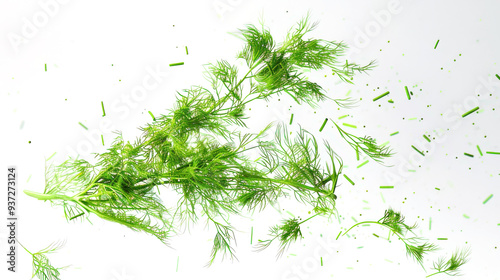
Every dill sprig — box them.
[427,247,471,277]
[343,209,439,270]
[19,241,66,280]
[24,15,385,264]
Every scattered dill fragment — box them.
[496,74,500,80]
[47,152,57,161]
[380,186,394,189]
[388,99,394,103]
[289,113,294,125]
[338,114,349,119]
[437,238,448,241]
[429,217,432,230]
[356,146,359,161]
[486,151,500,155]
[45,64,47,72]
[461,107,479,118]
[463,152,474,158]
[411,145,425,156]
[435,187,440,191]
[101,101,106,117]
[148,111,156,121]
[176,256,180,272]
[423,135,431,142]
[342,123,357,129]
[319,118,328,132]
[463,214,469,219]
[185,46,189,55]
[343,174,355,185]
[169,62,184,67]
[19,241,66,280]
[405,86,411,100]
[357,160,369,168]
[101,135,104,146]
[251,227,254,244]
[373,91,390,101]
[477,145,483,156]
[408,169,416,172]
[427,247,471,277]
[390,131,399,136]
[320,257,323,266]
[78,122,88,130]
[373,233,379,238]
[483,194,493,204]
[351,217,358,223]
[343,209,439,270]
[434,40,440,49]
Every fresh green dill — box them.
[19,241,66,280]
[25,15,390,265]
[427,247,471,277]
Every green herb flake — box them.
[185,46,189,55]
[45,63,47,72]
[148,111,156,121]
[101,135,105,146]
[101,101,106,117]
[463,214,470,219]
[434,39,440,49]
[338,114,349,119]
[169,62,184,67]
[435,187,440,191]
[464,152,474,158]
[496,74,500,80]
[423,135,431,142]
[486,151,500,155]
[411,145,425,156]
[342,123,357,129]
[289,113,294,125]
[343,174,355,185]
[477,145,483,156]
[319,118,328,132]
[405,86,411,100]
[461,106,479,118]
[380,186,394,189]
[373,91,390,101]
[390,131,399,136]
[78,122,88,130]
[357,160,369,168]
[483,194,494,204]
[437,238,448,240]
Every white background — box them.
[1,0,500,279]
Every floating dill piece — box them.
[185,46,189,55]
[483,194,493,204]
[435,187,440,190]
[411,145,425,156]
[101,101,106,117]
[405,86,411,100]
[477,145,483,156]
[434,39,440,49]
[251,227,253,244]
[423,135,431,142]
[373,91,390,101]
[169,62,184,67]
[338,114,349,119]
[78,122,88,130]
[289,113,294,125]
[390,131,399,136]
[379,186,394,189]
[342,123,357,129]
[496,74,500,80]
[101,135,104,146]
[437,238,448,241]
[388,99,394,103]
[343,174,355,185]
[357,160,369,168]
[461,106,479,118]
[319,118,328,132]
[320,257,323,266]
[45,63,47,72]
[463,152,474,158]
[486,151,500,155]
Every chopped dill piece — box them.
[27,174,32,183]
[101,135,104,146]
[463,214,470,219]
[69,212,85,220]
[78,122,88,130]
[423,135,431,142]
[405,86,411,100]
[357,160,369,168]
[289,113,294,125]
[47,152,56,161]
[185,46,189,55]
[390,131,399,136]
[410,91,414,96]
[477,145,483,156]
[336,231,342,240]
[343,174,355,185]
[101,101,106,117]
[169,62,184,67]
[437,238,448,240]
[411,145,425,156]
[483,194,493,204]
[380,186,394,189]
[463,153,474,158]
[434,39,440,49]
[176,256,179,272]
[408,117,417,120]
[45,63,47,71]
[351,217,358,223]
[408,169,416,172]
[338,114,349,119]
[429,217,432,230]
[461,106,479,118]
[251,227,253,244]
[319,118,328,132]
[373,91,390,101]
[356,146,359,161]
[373,233,379,238]
[380,193,386,203]
[435,187,440,191]
[357,246,364,249]
[320,257,323,266]
[496,74,500,80]
[342,123,357,129]
[486,151,500,155]
[388,99,394,103]
[148,111,156,121]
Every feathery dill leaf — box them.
[427,247,471,277]
[19,241,66,280]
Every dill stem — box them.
[24,190,75,202]
[426,271,442,278]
